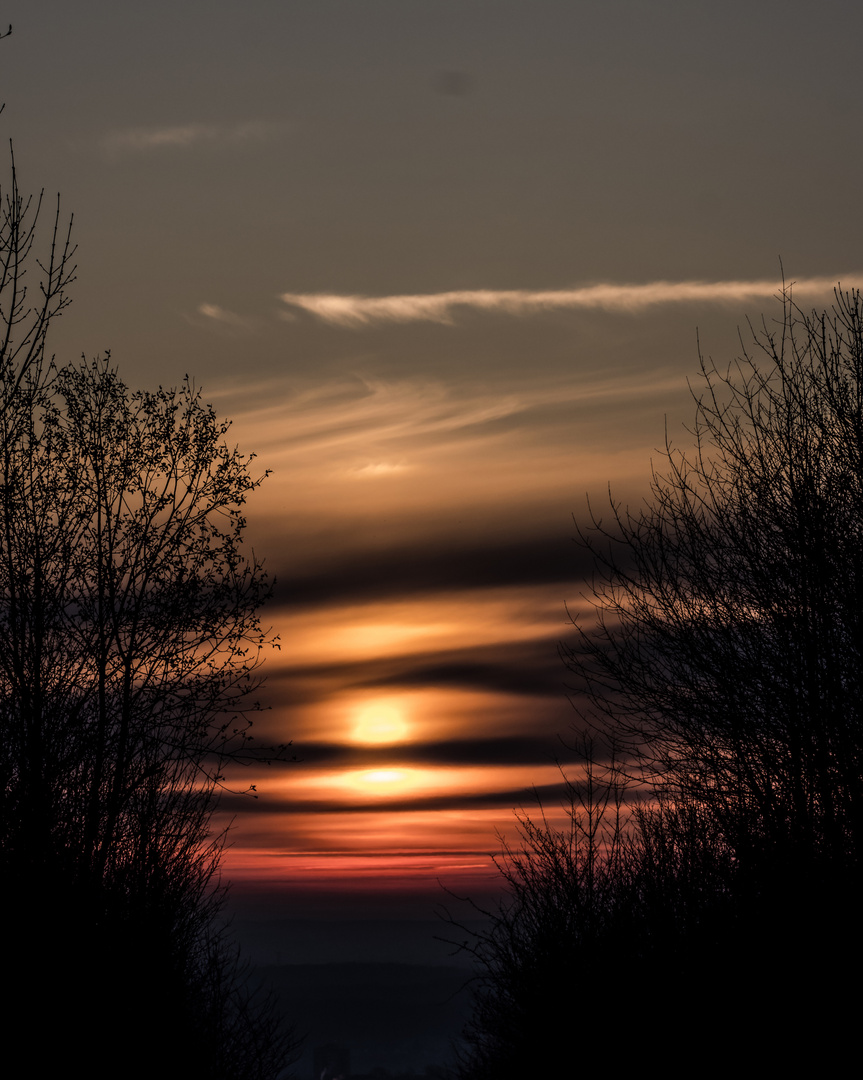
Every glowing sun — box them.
[352,703,409,745]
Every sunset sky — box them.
[5,1,863,934]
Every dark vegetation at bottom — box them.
[6,862,295,1078]
[449,781,861,1078]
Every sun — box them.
[352,703,409,745]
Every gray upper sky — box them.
[7,1,863,383]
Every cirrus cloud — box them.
[104,119,289,153]
[280,275,863,327]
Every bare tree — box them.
[0,357,282,873]
[0,141,295,1075]
[454,287,863,1076]
[0,360,295,1073]
[565,285,863,874]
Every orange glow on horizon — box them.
[221,847,506,896]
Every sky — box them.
[5,0,863,950]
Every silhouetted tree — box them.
[0,357,278,879]
[565,285,863,878]
[0,142,294,1076]
[455,286,863,1075]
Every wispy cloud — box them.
[208,370,679,542]
[280,276,863,327]
[213,368,683,461]
[104,119,288,153]
[188,302,256,335]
